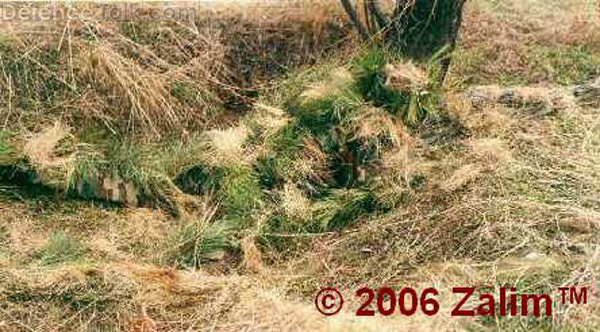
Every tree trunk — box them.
[389,0,466,60]
[341,0,467,81]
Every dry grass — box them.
[384,62,429,92]
[451,0,600,86]
[23,122,72,170]
[291,82,600,328]
[0,0,353,138]
[300,67,355,102]
[1,0,600,331]
[205,126,251,165]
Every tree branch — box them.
[340,0,370,41]
[439,0,467,82]
[364,0,375,34]
[366,0,391,29]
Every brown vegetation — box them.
[1,0,599,331]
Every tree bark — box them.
[389,0,466,70]
[340,0,370,41]
[342,0,467,81]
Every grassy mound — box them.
[163,48,454,265]
[1,0,600,331]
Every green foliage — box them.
[67,135,211,205]
[168,221,230,268]
[68,163,102,200]
[353,48,440,125]
[312,189,376,231]
[66,141,106,199]
[297,90,364,138]
[38,232,86,265]
[269,120,306,155]
[175,165,224,195]
[218,166,262,218]
[164,156,264,267]
[2,46,450,270]
[535,45,600,85]
[354,48,395,107]
[0,131,19,166]
[168,162,262,268]
[105,144,149,190]
[255,121,308,190]
[254,156,280,190]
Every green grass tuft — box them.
[535,45,600,85]
[218,165,262,218]
[296,89,364,138]
[354,48,393,106]
[312,189,376,231]
[37,232,86,265]
[260,62,342,109]
[353,48,441,125]
[168,221,230,268]
[0,131,20,166]
[255,121,307,189]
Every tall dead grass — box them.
[0,1,352,138]
[1,1,600,331]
